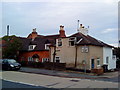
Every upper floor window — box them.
[69,37,76,46]
[58,38,62,46]
[82,46,89,53]
[45,44,50,50]
[29,45,36,50]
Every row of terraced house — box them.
[16,24,116,71]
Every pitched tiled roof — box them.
[19,31,112,51]
[69,32,113,47]
[18,37,31,51]
[19,34,60,51]
[44,34,60,45]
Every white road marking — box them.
[2,71,118,88]
[2,79,42,87]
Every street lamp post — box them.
[83,45,88,73]
[53,46,56,70]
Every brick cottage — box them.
[18,26,66,63]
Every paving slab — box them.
[19,67,119,83]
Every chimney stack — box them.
[79,24,89,36]
[59,25,66,37]
[27,28,38,39]
[80,24,82,28]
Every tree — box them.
[2,35,22,60]
[113,47,120,59]
[113,47,120,69]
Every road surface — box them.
[1,71,119,88]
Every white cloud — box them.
[101,28,117,34]
[2,1,118,47]
[2,0,119,3]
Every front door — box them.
[91,59,94,69]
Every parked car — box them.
[2,59,21,70]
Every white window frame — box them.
[28,57,33,62]
[69,37,76,46]
[42,58,49,62]
[81,46,89,53]
[58,38,62,47]
[29,45,36,50]
[55,56,60,63]
[106,57,109,64]
[45,44,50,50]
[97,58,100,66]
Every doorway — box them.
[91,59,94,69]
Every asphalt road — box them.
[1,71,119,88]
[2,79,46,88]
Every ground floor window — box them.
[56,57,60,63]
[91,59,94,69]
[34,58,39,62]
[28,57,33,62]
[42,58,49,62]
[106,57,109,64]
[97,58,100,66]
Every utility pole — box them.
[53,44,56,70]
[7,25,9,36]
[75,45,77,68]
[77,20,80,32]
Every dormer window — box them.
[45,44,50,50]
[69,37,76,46]
[29,45,36,50]
[58,38,62,46]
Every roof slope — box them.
[69,32,113,47]
[19,34,60,51]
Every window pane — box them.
[56,57,60,63]
[69,37,76,46]
[58,39,62,46]
[106,57,109,63]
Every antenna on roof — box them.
[77,20,80,32]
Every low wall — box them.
[19,61,66,70]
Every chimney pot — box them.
[33,28,36,32]
[60,25,64,30]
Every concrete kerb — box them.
[19,67,115,79]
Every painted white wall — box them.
[103,47,116,70]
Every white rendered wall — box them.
[103,47,116,70]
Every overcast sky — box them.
[1,0,119,47]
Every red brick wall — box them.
[18,51,49,62]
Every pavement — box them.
[2,71,119,88]
[19,67,119,82]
